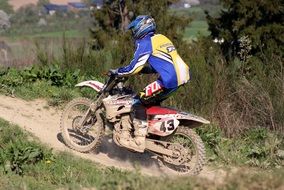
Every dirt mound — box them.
[0,94,228,181]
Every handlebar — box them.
[99,75,128,95]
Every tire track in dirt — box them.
[0,95,228,182]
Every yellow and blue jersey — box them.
[117,32,190,89]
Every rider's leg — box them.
[126,101,148,152]
[119,115,132,142]
[120,81,178,152]
[118,99,148,152]
[128,81,165,152]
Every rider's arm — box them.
[117,42,151,76]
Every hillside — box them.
[0,94,227,180]
[8,0,83,10]
[0,95,283,189]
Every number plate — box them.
[148,117,179,136]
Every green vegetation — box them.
[8,30,86,39]
[184,20,209,40]
[0,0,284,188]
[2,3,90,38]
[201,0,284,133]
[91,0,190,50]
[0,0,14,14]
[5,17,89,38]
[170,4,221,40]
[0,64,98,104]
[0,119,284,190]
[1,0,283,132]
[206,0,283,60]
[197,125,284,168]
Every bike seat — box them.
[146,106,177,115]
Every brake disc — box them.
[72,116,95,134]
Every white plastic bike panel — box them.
[75,80,104,92]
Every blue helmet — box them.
[128,15,156,40]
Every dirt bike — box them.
[60,75,210,175]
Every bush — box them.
[0,65,82,88]
[0,120,53,175]
[196,125,284,167]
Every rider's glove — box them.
[108,69,118,77]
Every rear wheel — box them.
[60,97,104,153]
[159,127,206,175]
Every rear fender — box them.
[75,80,104,92]
[176,112,210,128]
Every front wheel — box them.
[60,97,104,153]
[159,127,206,175]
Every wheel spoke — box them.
[158,127,205,175]
[61,98,104,153]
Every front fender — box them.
[75,80,104,92]
[176,112,210,128]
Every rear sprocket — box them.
[158,127,206,175]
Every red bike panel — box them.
[146,106,177,115]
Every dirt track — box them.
[0,95,227,182]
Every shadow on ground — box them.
[57,132,159,169]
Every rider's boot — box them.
[118,115,132,145]
[119,118,148,152]
[119,103,148,152]
[128,119,148,152]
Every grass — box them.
[170,5,221,40]
[0,119,284,190]
[2,30,87,44]
[0,79,82,106]
[170,7,204,16]
[15,81,80,101]
[1,67,282,169]
[1,6,211,67]
[197,125,284,169]
[3,13,90,38]
[0,76,100,106]
[1,6,283,187]
[170,5,220,18]
[1,32,90,68]
[171,7,210,40]
[184,20,210,40]
[24,30,86,39]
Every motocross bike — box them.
[60,75,210,175]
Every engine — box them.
[102,95,133,122]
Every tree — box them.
[89,0,191,90]
[37,0,50,7]
[0,0,14,14]
[0,10,10,32]
[91,0,190,47]
[206,0,284,61]
[10,4,39,26]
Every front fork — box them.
[78,95,104,133]
[78,108,92,129]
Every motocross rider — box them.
[109,15,191,152]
